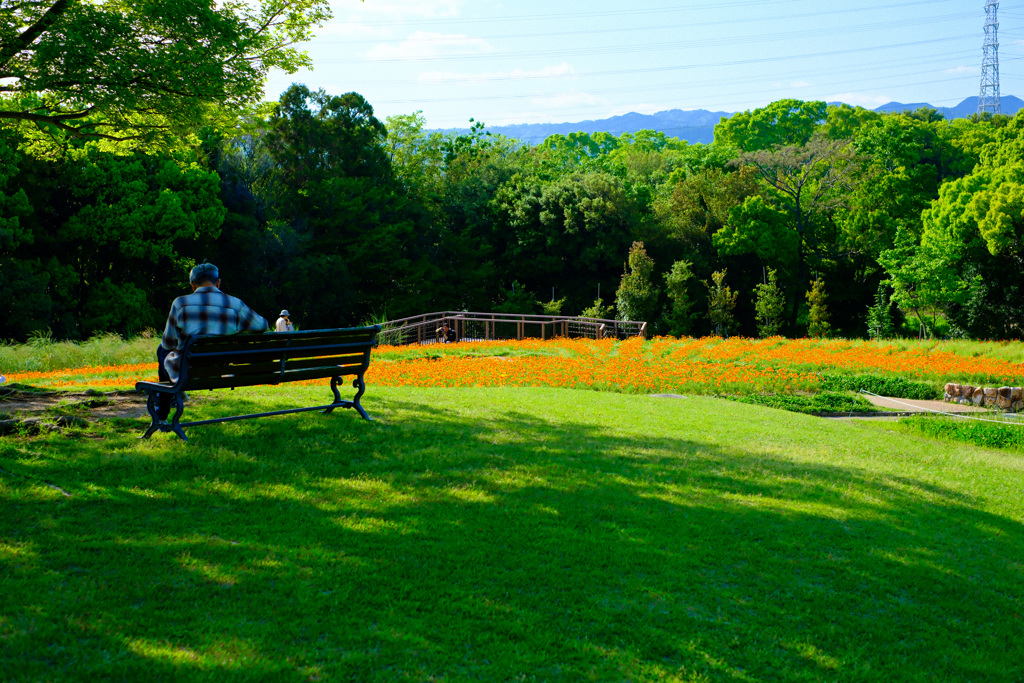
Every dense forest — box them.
[2,87,1022,342]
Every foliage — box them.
[580,298,614,320]
[705,269,738,336]
[495,281,539,315]
[662,259,695,336]
[714,99,828,151]
[539,297,566,316]
[0,0,331,142]
[615,241,659,322]
[866,281,896,340]
[896,414,1024,452]
[3,94,1022,343]
[728,391,878,414]
[263,84,431,327]
[714,195,797,268]
[806,278,831,338]
[754,268,786,338]
[817,374,940,400]
[0,138,225,340]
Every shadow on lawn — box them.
[1,389,1023,682]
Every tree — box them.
[616,241,659,322]
[714,99,828,152]
[714,195,798,270]
[0,138,226,340]
[492,170,640,315]
[705,270,738,337]
[580,298,615,320]
[754,269,786,338]
[663,259,696,336]
[0,129,31,252]
[866,282,896,340]
[734,132,862,332]
[264,84,433,326]
[0,0,331,141]
[806,278,831,338]
[880,159,1024,339]
[495,281,539,315]
[610,242,659,323]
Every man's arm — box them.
[237,302,269,333]
[160,301,181,351]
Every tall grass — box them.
[887,337,1024,363]
[0,332,157,373]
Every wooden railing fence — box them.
[375,311,646,346]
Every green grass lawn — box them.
[2,386,1023,682]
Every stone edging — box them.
[944,383,1023,411]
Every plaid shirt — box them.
[160,286,268,380]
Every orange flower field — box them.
[5,336,1024,393]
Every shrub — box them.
[729,391,877,415]
[897,415,1024,452]
[818,374,940,400]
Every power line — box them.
[327,0,968,46]
[356,12,976,64]
[340,45,979,89]
[371,65,983,107]
[344,0,961,27]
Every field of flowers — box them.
[5,336,1024,394]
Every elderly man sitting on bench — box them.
[155,262,268,422]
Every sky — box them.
[262,0,1024,129]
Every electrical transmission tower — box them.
[979,0,1000,115]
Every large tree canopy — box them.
[0,0,331,140]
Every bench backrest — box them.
[179,326,380,391]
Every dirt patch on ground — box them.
[0,386,152,434]
[0,386,149,418]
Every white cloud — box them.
[366,31,493,60]
[826,92,895,108]
[944,65,975,74]
[418,63,576,84]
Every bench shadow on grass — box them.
[2,391,1023,681]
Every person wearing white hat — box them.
[276,310,294,332]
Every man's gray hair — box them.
[189,262,219,285]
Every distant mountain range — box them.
[447,96,1023,145]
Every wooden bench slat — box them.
[185,352,368,376]
[191,329,376,350]
[186,359,367,383]
[186,365,367,391]
[190,339,374,360]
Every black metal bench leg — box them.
[351,376,371,421]
[169,393,188,442]
[325,376,344,414]
[141,391,162,439]
[324,376,370,420]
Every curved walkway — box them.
[861,395,988,414]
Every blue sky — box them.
[263,0,1023,128]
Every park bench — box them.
[136,325,380,441]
